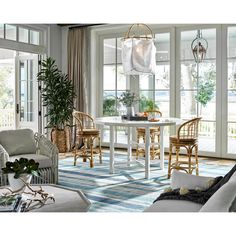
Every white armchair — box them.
[0,129,58,186]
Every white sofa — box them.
[0,129,59,185]
[144,169,236,212]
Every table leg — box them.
[127,126,132,167]
[159,126,164,170]
[145,127,151,179]
[110,125,115,174]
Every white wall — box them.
[48,24,62,70]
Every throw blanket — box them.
[154,164,236,205]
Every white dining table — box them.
[95,116,181,179]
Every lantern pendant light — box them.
[191,30,208,63]
[121,24,157,75]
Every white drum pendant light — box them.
[121,24,156,75]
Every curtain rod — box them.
[69,24,105,29]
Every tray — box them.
[121,115,148,121]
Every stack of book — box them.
[0,195,27,212]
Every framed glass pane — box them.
[201,28,216,59]
[103,92,117,116]
[117,38,122,64]
[104,38,116,64]
[181,63,197,90]
[198,121,215,152]
[139,75,154,90]
[228,59,236,89]
[103,65,116,90]
[155,33,170,61]
[102,127,110,142]
[181,90,197,118]
[139,90,155,112]
[5,24,16,41]
[228,122,236,154]
[228,27,236,58]
[116,126,127,144]
[117,65,127,90]
[155,64,170,89]
[228,90,236,121]
[198,62,216,89]
[181,30,196,60]
[199,92,216,120]
[0,24,4,38]
[19,27,29,43]
[155,91,169,116]
[30,30,39,45]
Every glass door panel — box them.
[0,48,15,130]
[16,53,38,132]
[227,27,236,154]
[180,28,216,154]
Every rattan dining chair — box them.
[136,110,162,160]
[167,117,202,178]
[72,111,102,168]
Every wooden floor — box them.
[59,147,236,166]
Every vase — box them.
[8,173,32,193]
[126,106,135,118]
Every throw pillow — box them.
[171,170,214,190]
[0,129,37,156]
[200,180,236,212]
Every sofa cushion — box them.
[200,180,236,212]
[171,170,214,190]
[0,129,37,156]
[9,154,52,169]
[144,200,203,212]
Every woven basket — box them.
[51,128,71,153]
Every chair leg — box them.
[90,137,94,168]
[73,144,77,166]
[157,133,161,159]
[187,147,192,174]
[136,133,140,160]
[83,138,87,162]
[195,144,199,175]
[151,135,155,160]
[168,143,173,179]
[98,136,102,164]
[176,146,180,162]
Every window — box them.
[19,27,29,43]
[5,24,16,41]
[180,28,216,153]
[0,24,41,46]
[30,30,40,45]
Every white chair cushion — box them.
[171,170,214,190]
[0,129,37,156]
[144,200,203,212]
[9,154,52,168]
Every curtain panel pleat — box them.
[67,27,89,147]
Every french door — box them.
[15,53,39,132]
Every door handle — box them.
[16,104,19,114]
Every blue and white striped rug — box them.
[58,152,233,212]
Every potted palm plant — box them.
[37,57,76,153]
[2,158,39,193]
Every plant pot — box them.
[51,127,71,153]
[8,173,32,193]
